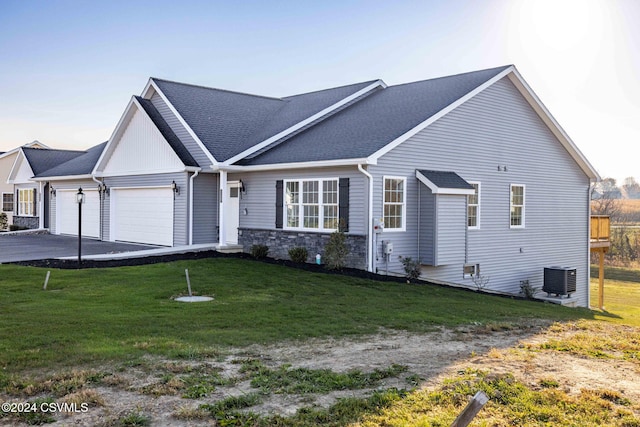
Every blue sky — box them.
[1,0,638,183]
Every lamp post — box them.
[76,188,85,268]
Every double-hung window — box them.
[383,177,406,231]
[2,193,13,212]
[510,184,525,228]
[18,189,35,216]
[285,179,338,231]
[467,182,480,229]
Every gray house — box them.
[34,65,600,306]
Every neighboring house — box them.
[0,141,49,230]
[30,65,600,306]
[31,142,107,238]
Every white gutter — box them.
[222,157,373,172]
[32,174,93,182]
[358,164,374,272]
[219,170,227,247]
[38,181,44,229]
[188,168,201,245]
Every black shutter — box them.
[275,180,283,229]
[15,189,18,215]
[338,178,349,232]
[33,188,37,217]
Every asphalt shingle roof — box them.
[34,142,107,178]
[152,78,378,162]
[22,147,86,176]
[417,170,474,190]
[240,66,511,165]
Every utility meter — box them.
[383,241,394,255]
[373,218,385,233]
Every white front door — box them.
[225,182,240,244]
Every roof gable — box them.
[98,99,186,176]
[8,147,84,183]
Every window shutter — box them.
[15,189,18,215]
[33,188,37,217]
[275,180,283,229]
[338,178,349,232]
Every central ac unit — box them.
[543,267,577,297]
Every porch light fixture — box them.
[76,188,84,268]
[171,180,179,195]
[49,187,56,196]
[98,183,109,195]
[240,180,246,194]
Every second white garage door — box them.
[56,189,100,238]
[111,187,174,246]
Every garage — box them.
[110,187,174,246]
[56,189,100,238]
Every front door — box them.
[225,181,240,244]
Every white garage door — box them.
[111,187,174,246]
[56,189,100,238]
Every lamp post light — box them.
[76,188,85,267]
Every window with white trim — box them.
[18,188,35,216]
[2,193,13,212]
[383,177,406,231]
[510,184,525,228]
[285,179,338,231]
[467,182,480,229]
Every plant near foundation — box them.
[0,213,7,230]
[398,256,421,281]
[472,273,490,291]
[520,279,538,299]
[288,247,308,263]
[250,244,269,259]
[324,227,348,270]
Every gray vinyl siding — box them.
[47,179,98,235]
[372,77,591,306]
[192,172,218,244]
[229,166,367,235]
[103,172,190,245]
[419,186,436,264]
[150,92,212,168]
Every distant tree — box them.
[591,178,621,221]
[622,177,640,199]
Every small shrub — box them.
[250,244,269,259]
[0,213,7,230]
[9,224,28,231]
[472,273,490,291]
[288,247,308,263]
[324,228,348,270]
[398,256,421,281]
[520,280,538,299]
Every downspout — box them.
[219,169,227,247]
[38,181,44,229]
[188,169,200,245]
[358,164,374,272]
[92,175,104,239]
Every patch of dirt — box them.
[6,320,638,426]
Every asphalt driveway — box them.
[0,233,153,263]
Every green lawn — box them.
[591,265,640,325]
[0,258,592,372]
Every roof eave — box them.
[145,78,219,167]
[32,174,92,182]
[367,66,515,164]
[222,157,372,172]
[506,69,601,181]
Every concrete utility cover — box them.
[174,296,213,302]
